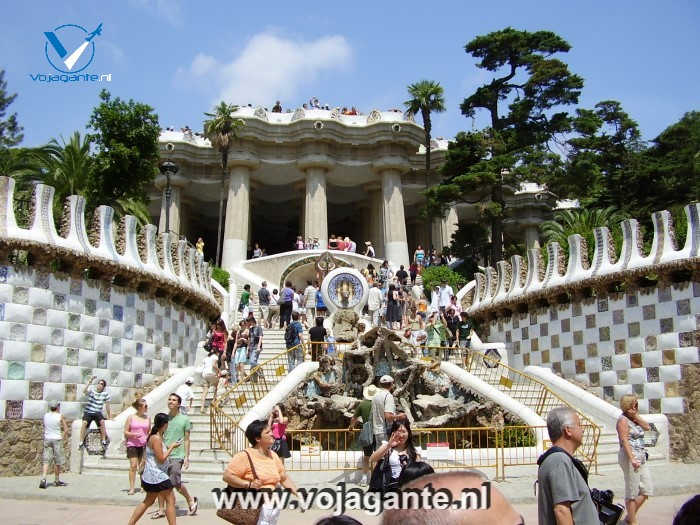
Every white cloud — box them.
[178,32,353,107]
[129,0,183,27]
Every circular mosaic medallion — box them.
[326,272,364,310]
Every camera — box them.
[591,488,624,525]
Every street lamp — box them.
[159,160,179,234]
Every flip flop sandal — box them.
[150,510,165,519]
[188,496,199,515]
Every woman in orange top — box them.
[223,419,298,524]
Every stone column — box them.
[378,167,409,267]
[221,155,259,272]
[297,156,333,249]
[524,224,541,251]
[443,206,459,250]
[365,183,383,259]
[155,172,188,236]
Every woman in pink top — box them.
[124,398,150,495]
[268,405,291,462]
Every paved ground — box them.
[0,462,697,523]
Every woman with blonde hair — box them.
[616,394,653,525]
[124,398,150,495]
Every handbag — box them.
[357,421,373,448]
[216,450,263,525]
[369,449,398,493]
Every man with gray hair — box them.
[537,407,597,524]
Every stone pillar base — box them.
[221,238,248,273]
[384,241,409,268]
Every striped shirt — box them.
[84,385,110,414]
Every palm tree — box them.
[404,80,446,180]
[203,102,245,266]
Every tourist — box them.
[268,288,280,327]
[285,311,305,370]
[383,470,523,524]
[408,308,426,354]
[272,100,282,113]
[673,495,700,525]
[152,393,198,517]
[416,295,428,322]
[268,405,291,463]
[40,400,68,489]
[617,394,654,525]
[348,384,376,485]
[222,419,299,525]
[175,377,194,415]
[279,281,295,328]
[329,234,338,250]
[210,319,228,370]
[195,237,204,256]
[230,321,248,384]
[429,285,440,314]
[295,235,304,250]
[346,236,357,252]
[438,279,454,314]
[336,236,346,251]
[445,308,460,348]
[303,280,317,324]
[456,312,472,355]
[252,242,262,258]
[378,260,392,288]
[309,316,327,361]
[413,244,425,268]
[124,399,150,495]
[258,281,271,329]
[371,375,406,449]
[397,461,434,486]
[312,238,320,249]
[537,407,598,525]
[426,311,450,360]
[449,294,462,315]
[395,265,408,286]
[78,375,112,451]
[293,286,303,320]
[127,413,179,525]
[239,284,251,319]
[386,283,401,330]
[247,317,264,382]
[367,282,383,327]
[316,287,327,318]
[369,420,420,493]
[364,241,375,257]
[408,262,418,285]
[199,349,220,414]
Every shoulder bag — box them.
[369,448,398,493]
[216,450,263,525]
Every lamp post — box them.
[159,160,178,234]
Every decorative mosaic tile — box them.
[563,347,572,360]
[164,306,171,318]
[551,334,560,348]
[589,372,600,386]
[693,282,700,297]
[645,335,657,351]
[662,349,676,364]
[11,323,26,341]
[676,299,690,316]
[552,361,562,374]
[155,346,162,360]
[145,359,152,373]
[541,350,550,363]
[513,341,520,355]
[65,383,76,401]
[521,327,529,339]
[66,348,78,366]
[136,343,143,357]
[123,356,132,371]
[531,339,539,352]
[632,383,644,396]
[137,310,145,326]
[30,308,46,325]
[612,310,624,325]
[147,300,154,313]
[601,356,613,371]
[135,373,143,387]
[665,381,680,397]
[6,400,23,419]
[573,331,583,345]
[587,344,598,358]
[599,327,610,341]
[649,399,661,413]
[523,353,530,366]
[549,308,558,321]
[643,305,656,320]
[84,299,96,315]
[678,331,693,347]
[13,287,28,304]
[561,319,570,333]
[630,353,643,368]
[505,332,512,343]
[660,318,674,333]
[125,324,134,339]
[512,317,519,329]
[603,386,614,400]
[126,293,135,307]
[185,325,190,337]
[539,323,549,337]
[170,348,177,361]
[70,279,82,296]
[96,351,107,368]
[628,322,640,337]
[647,366,659,382]
[572,303,582,316]
[164,332,170,346]
[0,340,3,358]
[113,305,123,321]
[99,319,109,336]
[29,381,43,400]
[0,266,8,283]
[81,368,93,382]
[31,343,45,362]
[597,298,608,312]
[48,365,61,382]
[0,303,4,321]
[49,329,62,346]
[617,370,628,382]
[110,371,119,385]
[68,313,81,331]
[53,294,65,310]
[99,286,110,302]
[179,311,185,322]
[146,328,153,343]
[626,293,638,307]
[8,361,25,379]
[658,286,672,302]
[575,359,585,374]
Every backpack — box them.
[284,323,297,347]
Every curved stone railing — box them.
[465,203,699,316]
[0,176,219,318]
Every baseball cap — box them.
[48,400,59,409]
[185,377,194,385]
[379,375,394,385]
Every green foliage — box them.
[87,89,160,208]
[211,266,230,291]
[0,70,23,148]
[420,265,467,295]
[404,79,446,174]
[540,207,628,261]
[428,28,583,263]
[493,425,537,448]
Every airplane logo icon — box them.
[44,23,102,73]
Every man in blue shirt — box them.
[285,312,305,371]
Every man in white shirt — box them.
[367,282,383,327]
[438,280,454,314]
[199,351,219,414]
[176,377,195,415]
[370,375,407,450]
[40,400,68,489]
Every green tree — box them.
[0,70,23,148]
[427,28,583,264]
[404,80,446,179]
[419,265,466,296]
[203,102,245,266]
[87,89,160,210]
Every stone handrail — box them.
[0,176,219,318]
[465,203,699,316]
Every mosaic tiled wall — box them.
[485,281,700,415]
[0,264,208,420]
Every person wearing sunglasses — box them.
[617,394,653,525]
[124,398,150,495]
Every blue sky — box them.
[2,0,699,147]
